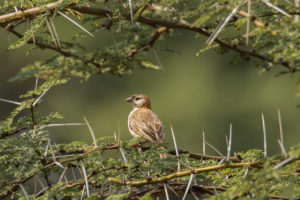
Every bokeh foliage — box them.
[0,0,300,199]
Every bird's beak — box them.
[125,96,133,103]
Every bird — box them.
[125,94,167,158]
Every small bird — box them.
[125,94,166,158]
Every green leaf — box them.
[140,193,152,200]
[140,61,160,70]
[106,192,129,200]
[8,15,46,50]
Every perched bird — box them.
[125,94,166,158]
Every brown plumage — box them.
[125,94,166,158]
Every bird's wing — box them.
[129,108,164,144]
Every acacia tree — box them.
[0,0,299,199]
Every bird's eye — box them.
[135,97,141,100]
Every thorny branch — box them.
[4,24,103,69]
[0,3,294,71]
[107,162,261,186]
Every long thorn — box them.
[295,0,299,22]
[274,157,295,169]
[128,0,134,23]
[166,184,179,197]
[35,186,49,197]
[182,174,194,200]
[261,0,291,17]
[205,141,224,157]
[50,16,61,48]
[205,3,242,47]
[34,75,39,91]
[246,0,251,46]
[243,167,249,179]
[45,16,58,48]
[83,116,98,148]
[57,11,94,37]
[0,98,21,105]
[226,123,232,161]
[44,123,86,127]
[202,130,206,155]
[19,184,30,200]
[120,147,128,164]
[277,139,287,157]
[151,47,166,74]
[81,162,90,197]
[44,139,50,157]
[262,113,267,158]
[163,183,170,200]
[33,87,51,106]
[277,108,284,152]
[171,125,180,171]
[80,185,86,200]
[58,167,68,183]
[30,19,36,46]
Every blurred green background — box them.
[1,21,300,156]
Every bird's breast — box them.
[128,108,139,137]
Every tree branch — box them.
[128,27,168,58]
[107,162,260,186]
[4,25,103,69]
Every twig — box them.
[5,27,102,69]
[107,162,260,186]
[0,0,68,24]
[83,116,98,148]
[57,11,94,37]
[261,113,267,158]
[128,27,167,57]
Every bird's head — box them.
[125,94,152,109]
